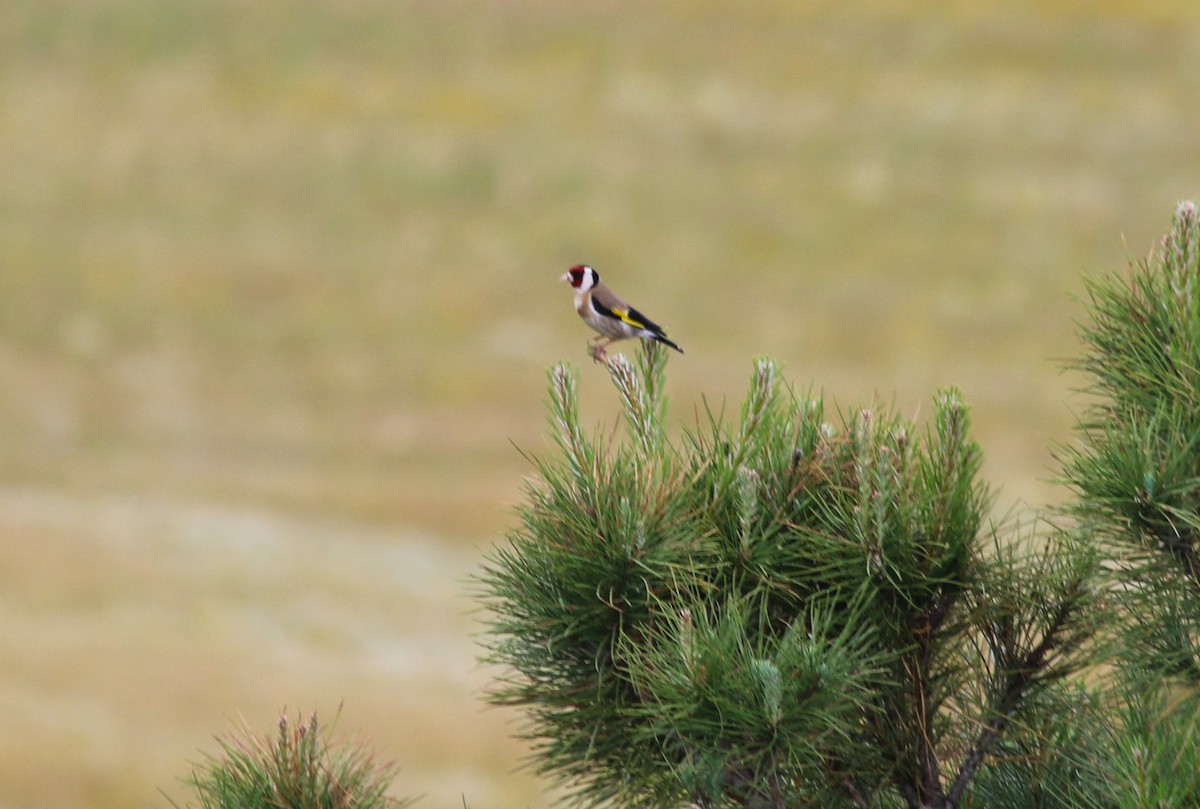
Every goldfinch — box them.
[560,264,683,361]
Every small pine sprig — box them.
[603,342,669,463]
[1072,200,1200,417]
[1099,679,1200,806]
[176,710,412,809]
[547,362,596,489]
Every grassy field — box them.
[2,1,1199,807]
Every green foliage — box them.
[1095,680,1200,808]
[962,684,1110,809]
[619,594,892,808]
[1062,200,1200,684]
[1054,200,1200,809]
[480,343,1100,809]
[177,711,412,809]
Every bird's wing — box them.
[591,285,663,332]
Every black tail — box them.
[652,334,684,354]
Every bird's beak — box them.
[558,272,571,283]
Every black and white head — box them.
[560,265,599,292]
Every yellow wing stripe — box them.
[611,307,647,329]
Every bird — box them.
[559,264,683,361]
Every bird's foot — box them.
[589,343,609,363]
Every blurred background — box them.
[2,1,1199,806]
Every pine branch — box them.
[841,777,870,809]
[911,610,949,809]
[880,591,962,809]
[946,583,1081,806]
[1147,520,1200,591]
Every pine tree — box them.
[1057,200,1200,805]
[1062,200,1200,684]
[480,345,1102,808]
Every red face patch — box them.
[567,265,587,287]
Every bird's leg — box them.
[589,338,612,363]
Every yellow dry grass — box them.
[2,1,1200,806]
